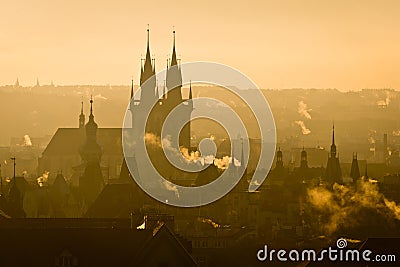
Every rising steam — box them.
[162,180,180,198]
[24,135,32,146]
[307,179,400,235]
[295,120,311,135]
[36,171,49,187]
[144,133,241,169]
[298,101,312,119]
[198,217,220,228]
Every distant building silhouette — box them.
[350,152,360,183]
[6,176,26,218]
[38,107,123,182]
[300,147,308,169]
[79,100,85,129]
[267,147,289,182]
[78,97,104,207]
[325,124,342,184]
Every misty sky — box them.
[1,0,400,90]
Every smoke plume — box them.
[36,171,49,187]
[295,120,311,135]
[307,179,400,236]
[298,101,312,119]
[198,217,220,228]
[24,135,32,146]
[162,180,179,198]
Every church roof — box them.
[84,183,136,218]
[42,128,122,156]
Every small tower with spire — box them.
[239,138,246,175]
[79,97,104,207]
[276,147,284,169]
[325,123,342,185]
[300,147,309,169]
[79,100,85,129]
[350,153,360,184]
[129,79,135,111]
[166,28,183,107]
[139,25,157,105]
[79,97,102,164]
[188,80,193,105]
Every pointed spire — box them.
[171,28,178,66]
[189,80,193,100]
[330,122,337,158]
[146,24,150,56]
[79,98,85,129]
[277,146,283,160]
[152,57,156,74]
[140,54,144,73]
[166,28,183,103]
[364,162,368,179]
[350,152,360,182]
[90,96,93,115]
[129,79,134,111]
[36,77,40,87]
[130,79,134,99]
[229,141,236,172]
[140,25,154,86]
[139,26,157,104]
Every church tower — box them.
[166,30,183,107]
[79,100,85,129]
[131,28,193,149]
[79,97,102,163]
[276,147,284,169]
[79,97,104,206]
[325,124,342,185]
[350,153,360,183]
[300,147,309,169]
[140,26,157,106]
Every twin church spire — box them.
[133,26,193,149]
[137,26,185,106]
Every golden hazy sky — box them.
[1,0,399,90]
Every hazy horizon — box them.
[1,83,399,92]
